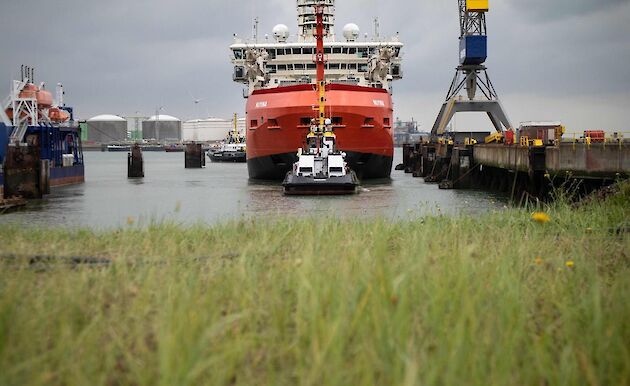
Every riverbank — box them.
[0,184,628,385]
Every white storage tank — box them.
[182,117,246,142]
[142,115,181,141]
[86,114,128,143]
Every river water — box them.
[0,150,508,229]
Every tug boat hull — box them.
[283,170,359,196]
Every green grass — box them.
[0,184,629,386]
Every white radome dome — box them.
[272,24,290,42]
[343,23,360,42]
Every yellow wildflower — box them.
[566,260,575,268]
[531,212,551,224]
[534,257,543,266]
[127,216,135,225]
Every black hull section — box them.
[209,152,247,163]
[248,151,393,181]
[283,171,359,196]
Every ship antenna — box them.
[253,17,259,43]
[314,1,326,132]
[374,17,380,39]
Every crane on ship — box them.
[282,0,359,195]
[431,0,513,141]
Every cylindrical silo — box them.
[142,115,181,141]
[86,114,128,143]
[182,118,232,142]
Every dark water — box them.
[0,150,508,229]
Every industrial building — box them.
[182,117,245,142]
[85,114,128,143]
[142,115,181,141]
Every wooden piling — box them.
[127,144,144,178]
[185,143,205,169]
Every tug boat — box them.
[0,66,84,198]
[283,121,359,195]
[230,0,403,180]
[208,114,246,163]
[282,2,359,195]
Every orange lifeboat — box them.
[17,84,53,107]
[4,108,29,121]
[36,90,53,108]
[48,107,70,123]
[19,83,38,99]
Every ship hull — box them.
[246,84,394,180]
[1,165,84,198]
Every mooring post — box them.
[127,144,144,178]
[185,143,204,169]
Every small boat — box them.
[164,143,184,152]
[106,144,131,152]
[208,113,246,163]
[283,124,359,196]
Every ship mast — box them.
[315,1,326,131]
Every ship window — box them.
[384,118,390,126]
[324,47,331,54]
[300,167,313,173]
[268,49,276,59]
[364,118,375,125]
[329,63,340,70]
[330,167,343,173]
[233,50,244,59]
[358,64,368,72]
[332,117,343,125]
[294,63,305,70]
[332,47,342,54]
[292,48,301,55]
[357,48,368,58]
[307,64,316,70]
[303,47,314,55]
[395,47,401,56]
[340,63,347,70]
[268,119,279,127]
[348,63,357,70]
[348,48,356,55]
[250,120,258,128]
[278,65,287,71]
[266,65,277,74]
[300,117,312,126]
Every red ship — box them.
[230,0,403,180]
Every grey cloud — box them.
[0,0,629,131]
[509,0,628,20]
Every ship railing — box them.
[562,131,629,149]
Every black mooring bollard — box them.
[185,143,205,169]
[127,144,144,178]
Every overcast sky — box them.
[1,0,629,132]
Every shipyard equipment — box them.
[431,0,512,139]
